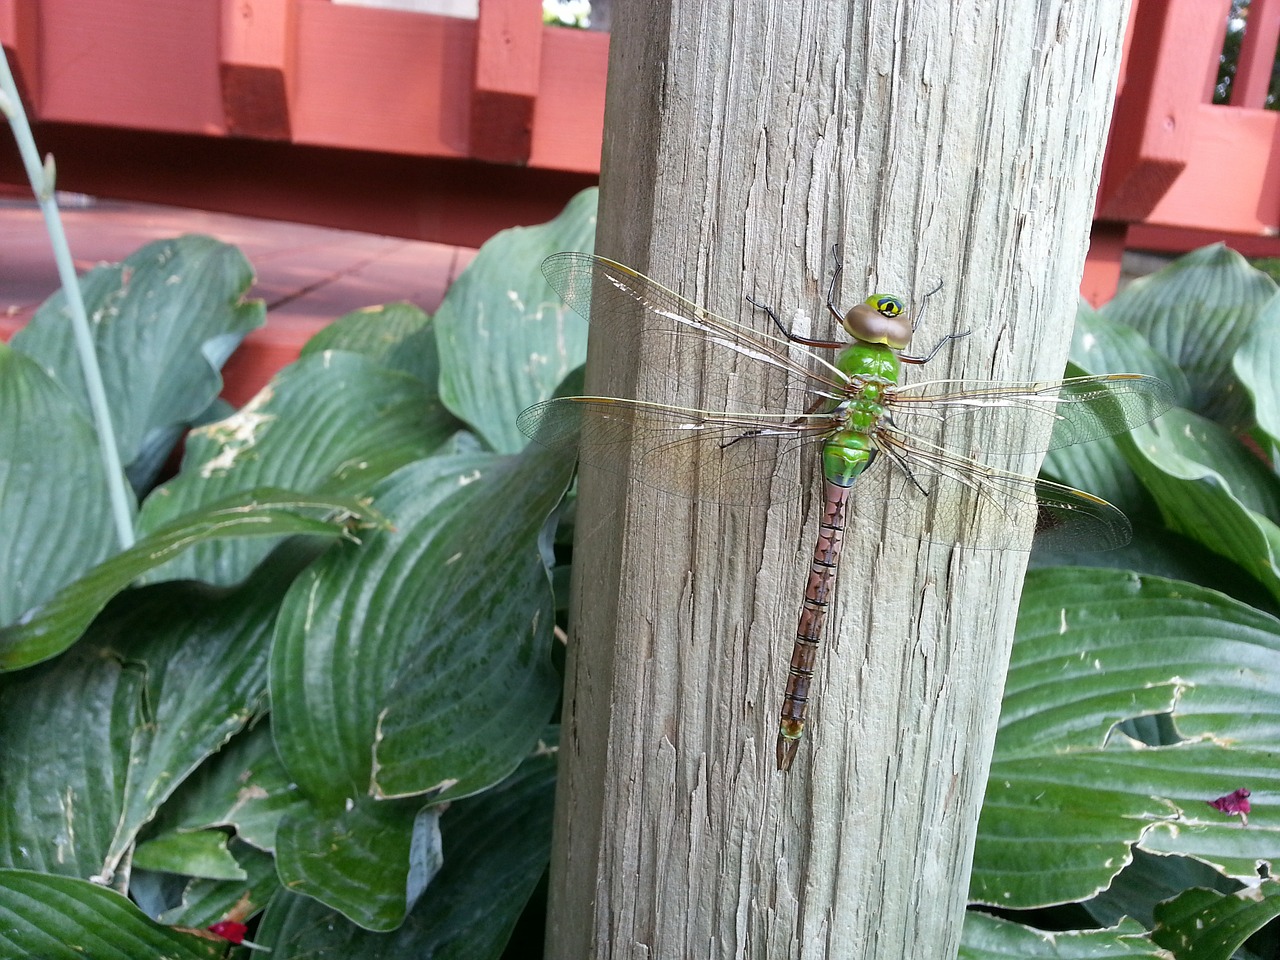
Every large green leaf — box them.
[436,186,596,453]
[1081,847,1240,930]
[1128,407,1280,603]
[0,869,222,960]
[1235,290,1280,446]
[0,548,312,883]
[1041,305,1188,527]
[274,798,442,932]
[136,350,456,586]
[301,300,444,388]
[1100,245,1275,430]
[270,447,572,928]
[1151,882,1280,959]
[0,489,378,670]
[972,568,1280,909]
[132,830,245,881]
[255,739,557,959]
[1070,301,1188,396]
[0,342,121,626]
[11,234,264,468]
[148,722,302,855]
[958,912,1160,959]
[148,838,279,929]
[129,734,290,935]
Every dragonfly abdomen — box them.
[776,471,859,771]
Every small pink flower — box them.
[1206,788,1251,825]
[208,920,248,944]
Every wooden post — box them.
[546,2,1131,958]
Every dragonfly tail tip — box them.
[776,739,799,772]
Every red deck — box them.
[0,197,474,407]
[0,0,606,245]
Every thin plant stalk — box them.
[0,49,135,549]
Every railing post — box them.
[471,0,542,164]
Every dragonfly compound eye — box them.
[841,295,912,350]
[870,294,904,318]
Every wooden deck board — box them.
[0,197,475,405]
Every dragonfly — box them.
[518,252,1174,772]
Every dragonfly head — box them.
[841,294,912,350]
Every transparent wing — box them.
[886,374,1175,455]
[517,395,836,504]
[542,252,849,410]
[519,396,1133,549]
[544,254,1175,447]
[532,254,1175,550]
[857,424,1133,550]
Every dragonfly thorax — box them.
[838,394,886,435]
[841,294,912,350]
[834,338,902,387]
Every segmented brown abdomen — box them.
[776,479,851,771]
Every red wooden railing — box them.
[2,0,1277,303]
[1086,0,1280,302]
[0,0,607,246]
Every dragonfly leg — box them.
[746,292,847,350]
[898,280,969,364]
[719,428,764,450]
[825,244,845,324]
[877,442,930,496]
[899,327,970,365]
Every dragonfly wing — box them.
[542,253,851,411]
[518,396,831,504]
[886,374,1175,454]
[857,425,1132,551]
[1031,477,1132,550]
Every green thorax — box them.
[835,339,901,386]
[821,339,901,487]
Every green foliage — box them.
[968,244,1280,958]
[0,193,597,956]
[435,187,596,453]
[4,184,1277,960]
[13,236,266,492]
